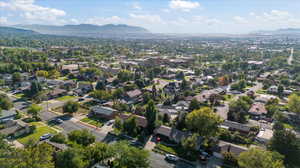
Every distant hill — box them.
[0,26,38,36]
[251,28,300,35]
[14,24,151,38]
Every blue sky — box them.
[0,0,300,34]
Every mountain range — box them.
[13,24,151,38]
[251,28,300,35]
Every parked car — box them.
[78,98,85,101]
[165,154,179,162]
[40,133,52,141]
[106,120,115,126]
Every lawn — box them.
[56,96,76,101]
[17,122,58,144]
[80,116,107,127]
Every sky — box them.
[0,0,300,34]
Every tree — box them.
[238,148,284,168]
[27,104,42,119]
[12,72,22,84]
[56,148,88,168]
[30,81,42,96]
[36,70,49,78]
[123,116,138,137]
[112,88,124,99]
[50,133,66,144]
[0,94,13,110]
[185,107,222,138]
[12,142,54,168]
[228,97,252,123]
[162,113,170,124]
[269,128,300,167]
[181,134,198,158]
[90,90,112,101]
[277,85,284,96]
[288,94,300,115]
[112,141,150,168]
[95,80,106,90]
[85,142,114,166]
[68,129,95,146]
[189,98,200,111]
[223,152,238,167]
[63,101,79,115]
[145,100,158,133]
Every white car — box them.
[165,154,179,162]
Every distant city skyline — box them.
[0,0,300,34]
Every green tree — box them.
[277,85,284,96]
[68,129,95,146]
[12,72,22,84]
[27,104,42,119]
[30,81,42,96]
[95,80,106,90]
[56,148,88,168]
[228,97,252,123]
[0,94,13,110]
[85,142,114,166]
[185,107,222,138]
[123,116,138,137]
[15,142,54,168]
[36,70,49,78]
[145,100,158,133]
[63,101,79,115]
[112,141,150,168]
[238,148,285,168]
[269,128,300,167]
[50,133,66,144]
[90,90,112,101]
[288,94,300,115]
[189,98,200,111]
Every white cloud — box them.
[132,2,142,10]
[0,17,8,25]
[0,0,66,24]
[169,0,200,12]
[233,16,248,24]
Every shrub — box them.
[50,133,66,144]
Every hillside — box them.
[0,26,38,36]
[14,24,151,38]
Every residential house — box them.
[90,106,118,120]
[0,109,17,123]
[267,85,278,93]
[256,129,273,144]
[213,141,248,159]
[48,88,68,99]
[119,113,147,128]
[125,89,142,104]
[153,125,189,144]
[255,94,277,104]
[0,120,30,137]
[193,90,218,103]
[221,120,251,134]
[248,103,267,117]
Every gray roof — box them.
[0,109,16,120]
[91,106,117,116]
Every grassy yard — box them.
[56,95,77,101]
[256,89,267,94]
[80,116,107,127]
[17,122,58,145]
